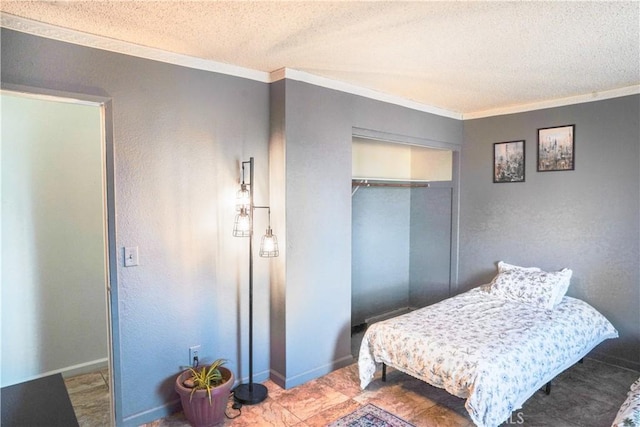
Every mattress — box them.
[359,286,618,427]
[612,378,640,427]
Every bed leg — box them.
[545,382,551,395]
[382,363,387,382]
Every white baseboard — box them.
[270,354,354,389]
[2,358,109,387]
[60,358,109,378]
[365,307,412,325]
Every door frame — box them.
[2,83,120,425]
[351,127,461,294]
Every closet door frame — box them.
[352,127,461,297]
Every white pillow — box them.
[551,268,572,306]
[497,261,542,273]
[497,261,572,306]
[489,264,572,309]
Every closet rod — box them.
[352,179,429,195]
[352,180,430,188]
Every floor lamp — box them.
[232,157,279,405]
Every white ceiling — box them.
[2,1,639,117]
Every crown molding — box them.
[269,68,463,120]
[0,13,271,83]
[0,13,462,119]
[464,85,640,120]
[3,13,637,121]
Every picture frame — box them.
[493,140,525,183]
[537,124,575,172]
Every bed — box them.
[612,377,640,427]
[358,262,618,427]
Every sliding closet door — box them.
[351,187,411,326]
[409,186,452,307]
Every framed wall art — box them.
[493,140,525,183]
[537,124,575,172]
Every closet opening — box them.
[351,136,455,358]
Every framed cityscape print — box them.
[493,140,525,183]
[537,124,575,171]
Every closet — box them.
[351,137,454,331]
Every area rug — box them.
[328,403,416,427]
[1,373,79,427]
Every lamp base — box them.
[234,383,268,405]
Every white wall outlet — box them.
[124,246,139,267]
[189,345,201,367]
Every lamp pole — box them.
[234,157,268,405]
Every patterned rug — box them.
[328,404,415,427]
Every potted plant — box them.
[175,359,234,427]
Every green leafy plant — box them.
[184,359,226,404]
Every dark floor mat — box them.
[2,373,79,427]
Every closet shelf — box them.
[352,179,429,195]
[352,179,430,188]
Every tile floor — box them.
[66,358,638,427]
[142,359,637,427]
[64,368,111,426]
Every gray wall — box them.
[460,95,640,369]
[2,28,271,425]
[269,79,463,388]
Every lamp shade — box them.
[233,209,251,237]
[236,184,250,212]
[259,227,279,257]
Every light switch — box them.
[124,246,139,267]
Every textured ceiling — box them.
[1,1,639,116]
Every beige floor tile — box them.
[65,371,111,427]
[303,399,362,427]
[68,359,639,427]
[65,371,107,394]
[274,379,351,421]
[411,404,473,427]
[316,364,362,398]
[233,399,304,427]
[364,388,439,426]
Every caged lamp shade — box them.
[259,227,279,257]
[233,208,251,237]
[236,184,251,212]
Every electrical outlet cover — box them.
[189,345,201,366]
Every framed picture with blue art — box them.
[493,140,525,183]
[537,124,575,172]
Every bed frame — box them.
[380,357,584,395]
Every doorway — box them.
[1,88,116,424]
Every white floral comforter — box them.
[612,378,640,427]
[359,287,618,427]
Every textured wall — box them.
[272,81,354,388]
[1,93,107,386]
[460,95,640,369]
[1,28,271,425]
[270,79,463,388]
